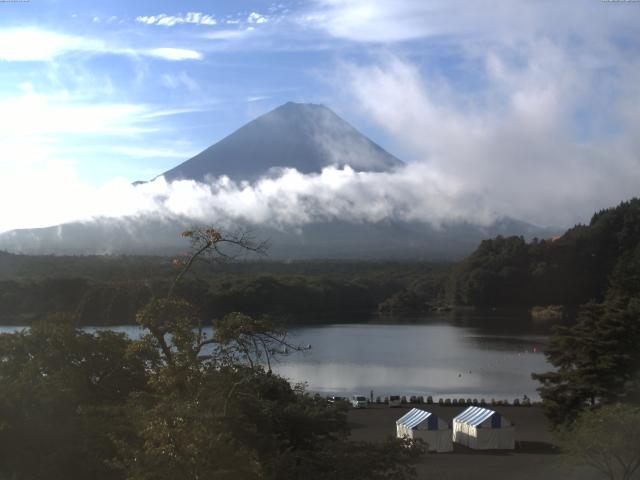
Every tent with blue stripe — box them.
[453,406,514,450]
[396,408,453,452]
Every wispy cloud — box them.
[246,95,270,102]
[0,29,104,62]
[136,12,218,27]
[202,28,255,41]
[160,72,200,92]
[301,1,438,43]
[0,91,149,136]
[0,87,202,202]
[304,0,637,44]
[145,48,203,61]
[0,28,203,62]
[0,89,212,141]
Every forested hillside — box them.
[2,198,639,323]
[0,255,450,325]
[447,198,640,308]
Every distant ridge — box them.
[0,215,557,260]
[155,102,403,182]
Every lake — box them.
[0,312,553,401]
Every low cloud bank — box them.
[0,162,496,235]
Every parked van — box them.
[388,395,402,407]
[351,395,368,408]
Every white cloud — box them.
[136,15,158,25]
[0,88,202,206]
[0,164,492,234]
[136,12,218,27]
[301,0,485,43]
[247,12,269,24]
[0,29,104,61]
[0,161,141,232]
[0,91,149,137]
[0,28,203,62]
[146,48,203,61]
[337,48,640,227]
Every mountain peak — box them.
[277,101,327,110]
[157,102,403,183]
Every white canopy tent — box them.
[396,408,453,452]
[453,406,515,450]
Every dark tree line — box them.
[527,200,640,429]
[0,266,451,326]
[448,198,640,308]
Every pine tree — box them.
[533,302,640,426]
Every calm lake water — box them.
[0,313,553,400]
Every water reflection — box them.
[275,318,551,400]
[0,314,554,400]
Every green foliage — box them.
[0,316,149,480]
[556,404,640,480]
[532,217,640,426]
[525,200,640,426]
[378,273,449,314]
[449,198,640,307]
[270,437,424,480]
[532,302,640,426]
[0,262,452,326]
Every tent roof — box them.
[454,406,496,427]
[396,408,432,429]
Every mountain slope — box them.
[0,215,556,260]
[157,102,403,182]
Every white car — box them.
[351,395,368,408]
[388,395,402,407]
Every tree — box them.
[556,404,640,480]
[532,302,640,426]
[0,317,150,480]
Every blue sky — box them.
[0,0,639,232]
